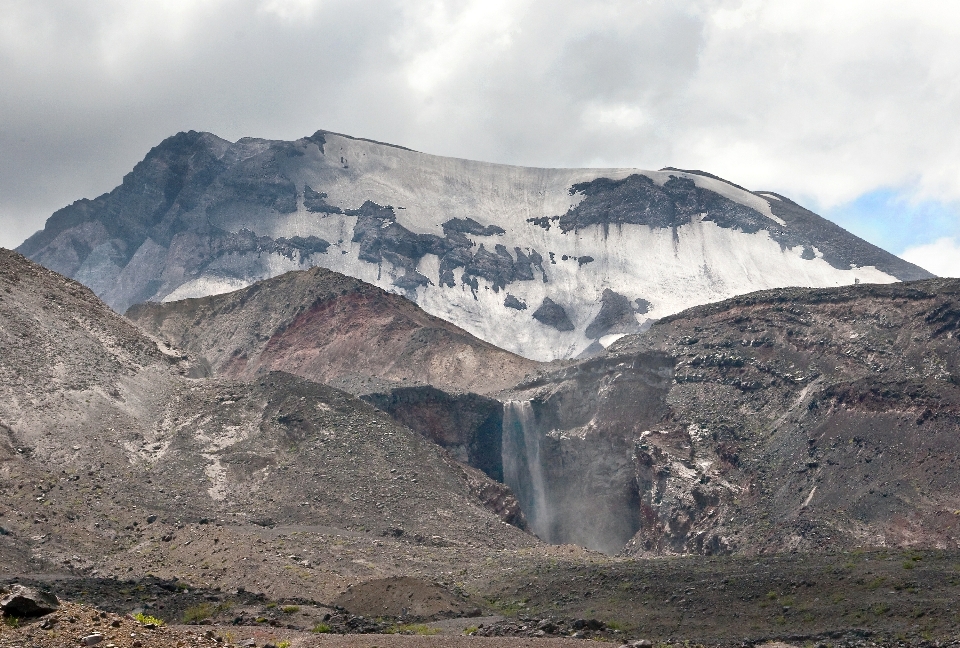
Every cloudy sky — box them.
[2,0,959,275]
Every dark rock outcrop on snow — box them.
[532,297,575,331]
[504,294,527,310]
[663,168,933,279]
[584,289,642,339]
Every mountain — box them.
[126,264,538,396]
[126,254,960,558]
[16,130,934,361]
[499,278,960,555]
[0,248,533,602]
[6,248,960,646]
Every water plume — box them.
[501,400,553,542]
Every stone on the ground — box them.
[0,584,60,617]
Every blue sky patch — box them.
[819,189,960,255]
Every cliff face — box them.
[18,129,933,361]
[501,279,960,555]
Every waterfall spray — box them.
[501,400,551,541]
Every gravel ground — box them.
[0,602,601,648]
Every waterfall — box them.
[501,400,551,541]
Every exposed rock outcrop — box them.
[532,297,575,332]
[0,585,60,617]
[503,278,960,556]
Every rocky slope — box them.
[123,258,960,558]
[16,130,933,360]
[501,279,960,555]
[0,248,535,602]
[7,248,960,646]
[126,265,538,396]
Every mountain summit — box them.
[18,129,933,360]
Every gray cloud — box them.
[2,0,959,252]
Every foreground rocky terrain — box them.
[16,129,933,360]
[5,548,960,647]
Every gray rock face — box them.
[0,584,60,616]
[502,352,675,553]
[585,288,641,339]
[532,297,575,331]
[362,386,506,482]
[16,129,935,360]
[504,294,527,310]
[503,277,960,556]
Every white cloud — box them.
[2,0,960,251]
[259,0,323,21]
[900,238,960,278]
[396,0,525,95]
[582,102,647,132]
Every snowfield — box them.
[20,130,928,361]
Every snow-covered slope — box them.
[17,130,934,361]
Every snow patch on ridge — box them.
[163,276,253,302]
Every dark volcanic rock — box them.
[504,294,527,310]
[350,201,442,267]
[362,386,505,481]
[442,217,506,237]
[559,173,781,237]
[303,185,343,214]
[585,288,641,339]
[507,277,960,556]
[212,142,299,214]
[663,168,934,280]
[347,201,540,296]
[18,131,228,268]
[560,171,933,281]
[0,585,60,617]
[532,297,575,331]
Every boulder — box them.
[0,584,60,617]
